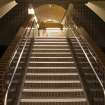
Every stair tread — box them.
[22,88,83,92]
[18,38,89,105]
[20,98,87,102]
[26,73,79,76]
[24,80,81,83]
[28,67,77,69]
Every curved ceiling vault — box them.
[35,4,66,24]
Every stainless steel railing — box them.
[69,26,105,95]
[4,20,35,105]
[9,21,32,67]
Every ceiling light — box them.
[49,4,52,8]
[28,8,35,15]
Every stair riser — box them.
[22,92,85,98]
[20,102,88,105]
[27,69,78,73]
[28,63,76,67]
[25,75,80,80]
[30,54,73,57]
[23,83,82,89]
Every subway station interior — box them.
[0,0,105,105]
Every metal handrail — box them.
[9,22,31,67]
[69,27,105,95]
[4,20,34,105]
[79,35,105,71]
[72,24,105,71]
[72,26,105,79]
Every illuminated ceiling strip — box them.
[0,1,17,18]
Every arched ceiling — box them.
[35,4,65,23]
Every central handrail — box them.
[4,20,35,105]
[69,27,105,96]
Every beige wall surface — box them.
[86,1,105,22]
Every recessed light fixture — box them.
[28,8,35,15]
[49,4,52,8]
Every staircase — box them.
[19,38,89,105]
[68,38,104,105]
